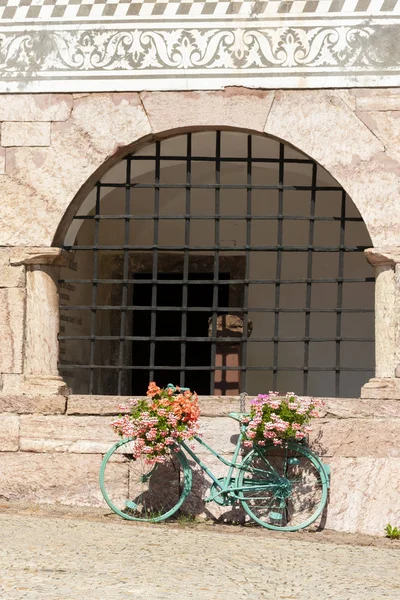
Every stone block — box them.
[69,93,151,156]
[0,452,121,507]
[361,377,400,399]
[264,90,400,247]
[1,122,51,147]
[67,395,132,416]
[353,89,400,111]
[0,414,19,451]
[0,249,25,288]
[324,457,400,535]
[0,173,52,246]
[67,394,251,417]
[0,374,24,394]
[310,418,400,458]
[197,417,239,455]
[321,397,400,419]
[0,288,25,374]
[266,90,384,170]
[140,89,275,134]
[0,95,73,122]
[0,394,66,415]
[0,94,151,247]
[357,110,400,161]
[19,415,117,453]
[0,147,4,175]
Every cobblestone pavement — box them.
[0,507,399,600]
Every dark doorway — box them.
[131,273,229,395]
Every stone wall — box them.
[1,89,400,399]
[1,88,400,534]
[0,394,399,536]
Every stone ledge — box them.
[66,395,254,417]
[67,395,386,419]
[0,395,66,415]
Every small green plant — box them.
[175,513,198,526]
[385,524,400,539]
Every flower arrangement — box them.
[110,382,200,464]
[241,392,323,448]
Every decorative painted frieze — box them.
[0,3,399,95]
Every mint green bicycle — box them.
[99,399,330,532]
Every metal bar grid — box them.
[59,131,374,397]
[335,190,347,397]
[180,134,192,388]
[303,161,317,395]
[88,183,101,395]
[149,141,161,383]
[273,143,285,390]
[209,132,221,394]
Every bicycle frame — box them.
[180,422,275,505]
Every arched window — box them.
[58,131,374,397]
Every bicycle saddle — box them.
[228,412,249,422]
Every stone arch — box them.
[55,127,377,399]
[0,89,389,248]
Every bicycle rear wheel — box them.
[99,438,192,522]
[237,441,329,531]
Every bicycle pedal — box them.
[269,511,283,520]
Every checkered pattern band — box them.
[1,0,399,20]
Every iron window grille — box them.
[59,131,375,397]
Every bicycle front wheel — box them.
[237,442,329,531]
[99,438,192,522]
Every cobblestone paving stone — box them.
[0,509,399,600]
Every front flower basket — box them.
[111,383,200,464]
[241,392,323,448]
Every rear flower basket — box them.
[111,383,200,465]
[241,392,323,448]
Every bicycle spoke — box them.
[253,447,281,479]
[238,442,328,531]
[99,439,192,522]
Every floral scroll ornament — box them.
[0,25,393,75]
